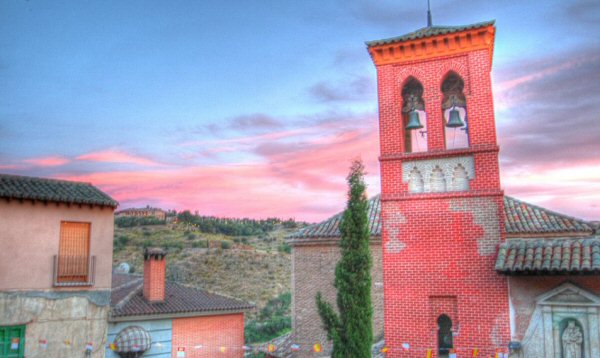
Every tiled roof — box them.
[288,195,381,240]
[110,274,253,319]
[0,174,117,207]
[504,196,593,234]
[495,237,600,274]
[289,195,592,241]
[366,20,495,47]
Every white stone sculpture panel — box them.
[518,283,600,358]
[402,156,475,193]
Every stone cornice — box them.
[368,24,495,66]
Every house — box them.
[287,20,600,358]
[0,174,118,358]
[116,206,167,221]
[106,248,253,358]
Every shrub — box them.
[115,216,165,228]
[245,292,292,343]
[221,241,231,249]
[186,232,196,241]
[277,242,291,254]
[191,241,208,248]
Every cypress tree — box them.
[316,159,373,357]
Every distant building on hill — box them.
[106,248,253,358]
[0,173,118,358]
[115,206,167,221]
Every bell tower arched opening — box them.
[441,72,469,150]
[401,77,427,153]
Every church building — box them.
[288,19,600,358]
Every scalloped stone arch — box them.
[436,60,470,95]
[430,166,446,193]
[408,167,424,193]
[451,164,469,191]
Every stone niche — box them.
[519,283,600,358]
[402,156,474,193]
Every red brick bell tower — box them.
[367,21,510,357]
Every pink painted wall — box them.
[0,200,114,290]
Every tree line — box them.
[176,211,303,236]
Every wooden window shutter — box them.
[58,222,91,283]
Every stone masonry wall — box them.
[291,242,383,357]
[0,291,110,358]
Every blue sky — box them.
[1,0,599,221]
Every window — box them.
[57,221,91,283]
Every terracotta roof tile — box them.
[289,195,381,240]
[0,174,117,207]
[366,20,495,47]
[496,237,600,274]
[503,196,592,234]
[110,273,253,319]
[289,195,592,242]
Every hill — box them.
[112,217,303,343]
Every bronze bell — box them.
[405,110,423,130]
[446,107,465,128]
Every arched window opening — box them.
[401,78,427,153]
[437,314,453,357]
[441,72,469,149]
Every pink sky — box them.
[2,1,599,223]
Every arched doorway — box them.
[438,314,453,357]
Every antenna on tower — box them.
[427,0,433,27]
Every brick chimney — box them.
[143,248,166,302]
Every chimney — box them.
[143,248,166,302]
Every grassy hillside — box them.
[112,222,296,310]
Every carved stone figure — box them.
[562,320,583,358]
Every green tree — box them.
[316,159,373,357]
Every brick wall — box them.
[171,314,244,358]
[382,196,510,357]
[374,27,511,356]
[291,243,384,357]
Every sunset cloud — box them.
[492,45,600,220]
[23,156,70,167]
[51,113,381,222]
[494,46,600,167]
[3,1,599,223]
[76,149,161,167]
